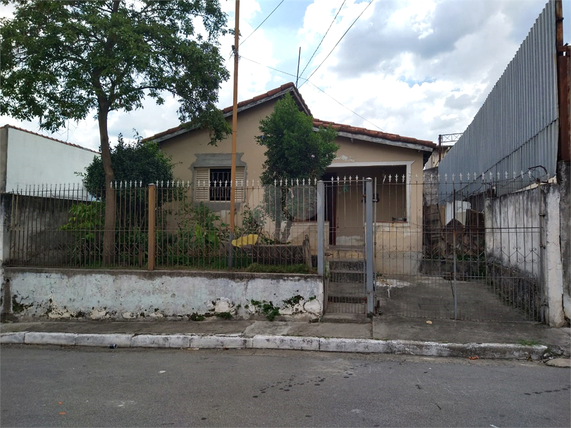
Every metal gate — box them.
[322,177,375,316]
[321,174,547,323]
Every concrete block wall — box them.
[1,268,323,321]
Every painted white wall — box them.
[485,185,566,326]
[3,269,324,320]
[4,126,98,191]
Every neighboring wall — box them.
[485,183,567,326]
[1,193,75,267]
[1,268,323,321]
[0,125,98,192]
[438,0,559,195]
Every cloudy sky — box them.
[0,0,568,151]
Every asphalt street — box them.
[1,345,569,427]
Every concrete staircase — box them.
[324,247,368,323]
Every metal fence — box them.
[375,172,545,322]
[3,180,316,271]
[438,0,561,194]
[2,173,550,323]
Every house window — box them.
[209,169,231,201]
[192,153,246,203]
[195,166,245,202]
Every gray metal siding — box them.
[438,0,558,195]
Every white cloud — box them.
[0,0,564,151]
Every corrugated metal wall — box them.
[438,0,559,196]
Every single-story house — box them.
[145,83,436,273]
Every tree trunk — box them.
[98,105,116,266]
[281,217,293,243]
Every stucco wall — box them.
[159,102,273,186]
[1,126,98,192]
[485,184,567,326]
[1,268,324,321]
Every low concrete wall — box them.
[1,268,323,321]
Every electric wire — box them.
[299,0,374,89]
[240,55,384,132]
[240,55,299,79]
[239,0,285,47]
[303,79,384,132]
[298,0,346,81]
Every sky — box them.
[0,0,568,152]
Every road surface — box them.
[1,345,569,427]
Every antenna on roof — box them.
[295,47,301,87]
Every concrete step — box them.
[331,271,365,283]
[327,246,365,260]
[329,260,365,271]
[321,311,370,324]
[328,281,365,297]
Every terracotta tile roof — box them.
[1,124,99,154]
[221,82,311,116]
[313,119,436,150]
[144,82,434,151]
[145,82,310,143]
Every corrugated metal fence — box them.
[438,0,559,196]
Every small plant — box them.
[262,302,280,321]
[250,299,280,321]
[190,312,205,321]
[283,295,304,306]
[11,296,32,313]
[215,312,233,320]
[518,339,541,346]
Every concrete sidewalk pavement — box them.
[1,316,569,364]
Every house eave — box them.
[322,129,434,153]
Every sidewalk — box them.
[1,315,570,363]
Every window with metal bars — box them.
[209,168,231,201]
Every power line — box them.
[239,0,284,47]
[303,80,384,132]
[300,0,374,89]
[240,55,298,79]
[240,55,384,133]
[298,0,346,81]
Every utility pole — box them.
[230,0,239,233]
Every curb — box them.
[0,331,551,360]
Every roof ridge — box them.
[144,82,309,143]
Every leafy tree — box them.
[256,93,338,242]
[0,0,230,264]
[83,134,174,197]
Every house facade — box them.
[146,83,435,273]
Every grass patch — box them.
[215,312,233,320]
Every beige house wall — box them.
[326,137,426,275]
[156,102,427,274]
[160,102,273,186]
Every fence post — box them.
[317,180,324,276]
[365,178,374,314]
[148,184,156,271]
[452,188,458,320]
